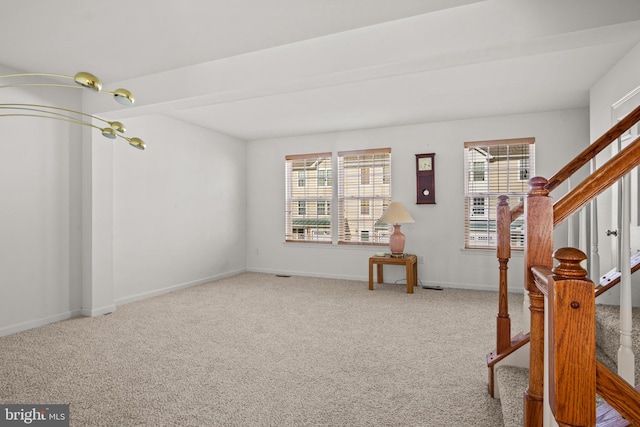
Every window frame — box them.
[285,152,333,244]
[463,138,535,250]
[285,148,392,246]
[337,148,391,246]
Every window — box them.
[285,153,333,243]
[472,161,486,181]
[518,158,530,181]
[360,200,370,216]
[318,169,331,187]
[317,201,330,216]
[471,197,487,216]
[360,167,371,185]
[338,148,391,245]
[464,138,534,249]
[285,148,391,245]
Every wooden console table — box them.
[368,254,418,294]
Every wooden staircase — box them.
[495,286,640,427]
[486,103,640,426]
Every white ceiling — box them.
[2,0,640,141]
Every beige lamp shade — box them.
[379,202,414,256]
[379,202,415,224]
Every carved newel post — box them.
[524,177,553,427]
[548,247,596,427]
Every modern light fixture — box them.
[0,103,126,130]
[378,202,415,258]
[0,71,145,149]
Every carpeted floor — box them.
[0,272,523,426]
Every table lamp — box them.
[378,202,415,257]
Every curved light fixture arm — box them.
[0,71,101,91]
[0,112,145,150]
[0,83,84,90]
[0,71,134,104]
[0,103,126,133]
[0,71,144,149]
[1,72,86,80]
[1,112,113,134]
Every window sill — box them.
[460,247,524,256]
[283,241,388,251]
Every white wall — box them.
[0,68,84,335]
[111,115,247,304]
[590,41,640,144]
[0,78,248,334]
[246,109,589,292]
[590,40,640,305]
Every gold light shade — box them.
[101,127,117,139]
[73,71,102,92]
[0,112,144,149]
[0,104,126,132]
[111,88,134,106]
[0,71,146,150]
[1,71,135,105]
[109,121,126,133]
[126,137,146,150]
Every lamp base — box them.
[388,224,406,257]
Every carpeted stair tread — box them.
[494,328,621,427]
[495,365,528,427]
[494,305,638,427]
[595,304,640,385]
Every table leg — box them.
[377,264,384,284]
[369,259,374,290]
[406,261,413,294]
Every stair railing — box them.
[487,102,640,425]
[486,104,640,398]
[531,247,640,427]
[486,195,530,397]
[532,247,598,427]
[523,177,554,427]
[523,133,640,426]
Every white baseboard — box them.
[0,309,82,338]
[247,267,364,282]
[80,304,117,318]
[1,270,247,337]
[1,268,520,338]
[114,269,246,306]
[246,268,525,293]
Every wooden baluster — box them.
[496,195,511,354]
[547,247,596,426]
[524,177,554,427]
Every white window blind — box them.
[338,148,391,245]
[285,152,332,243]
[464,138,535,249]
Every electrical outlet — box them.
[418,255,425,264]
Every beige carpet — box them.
[0,272,523,426]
